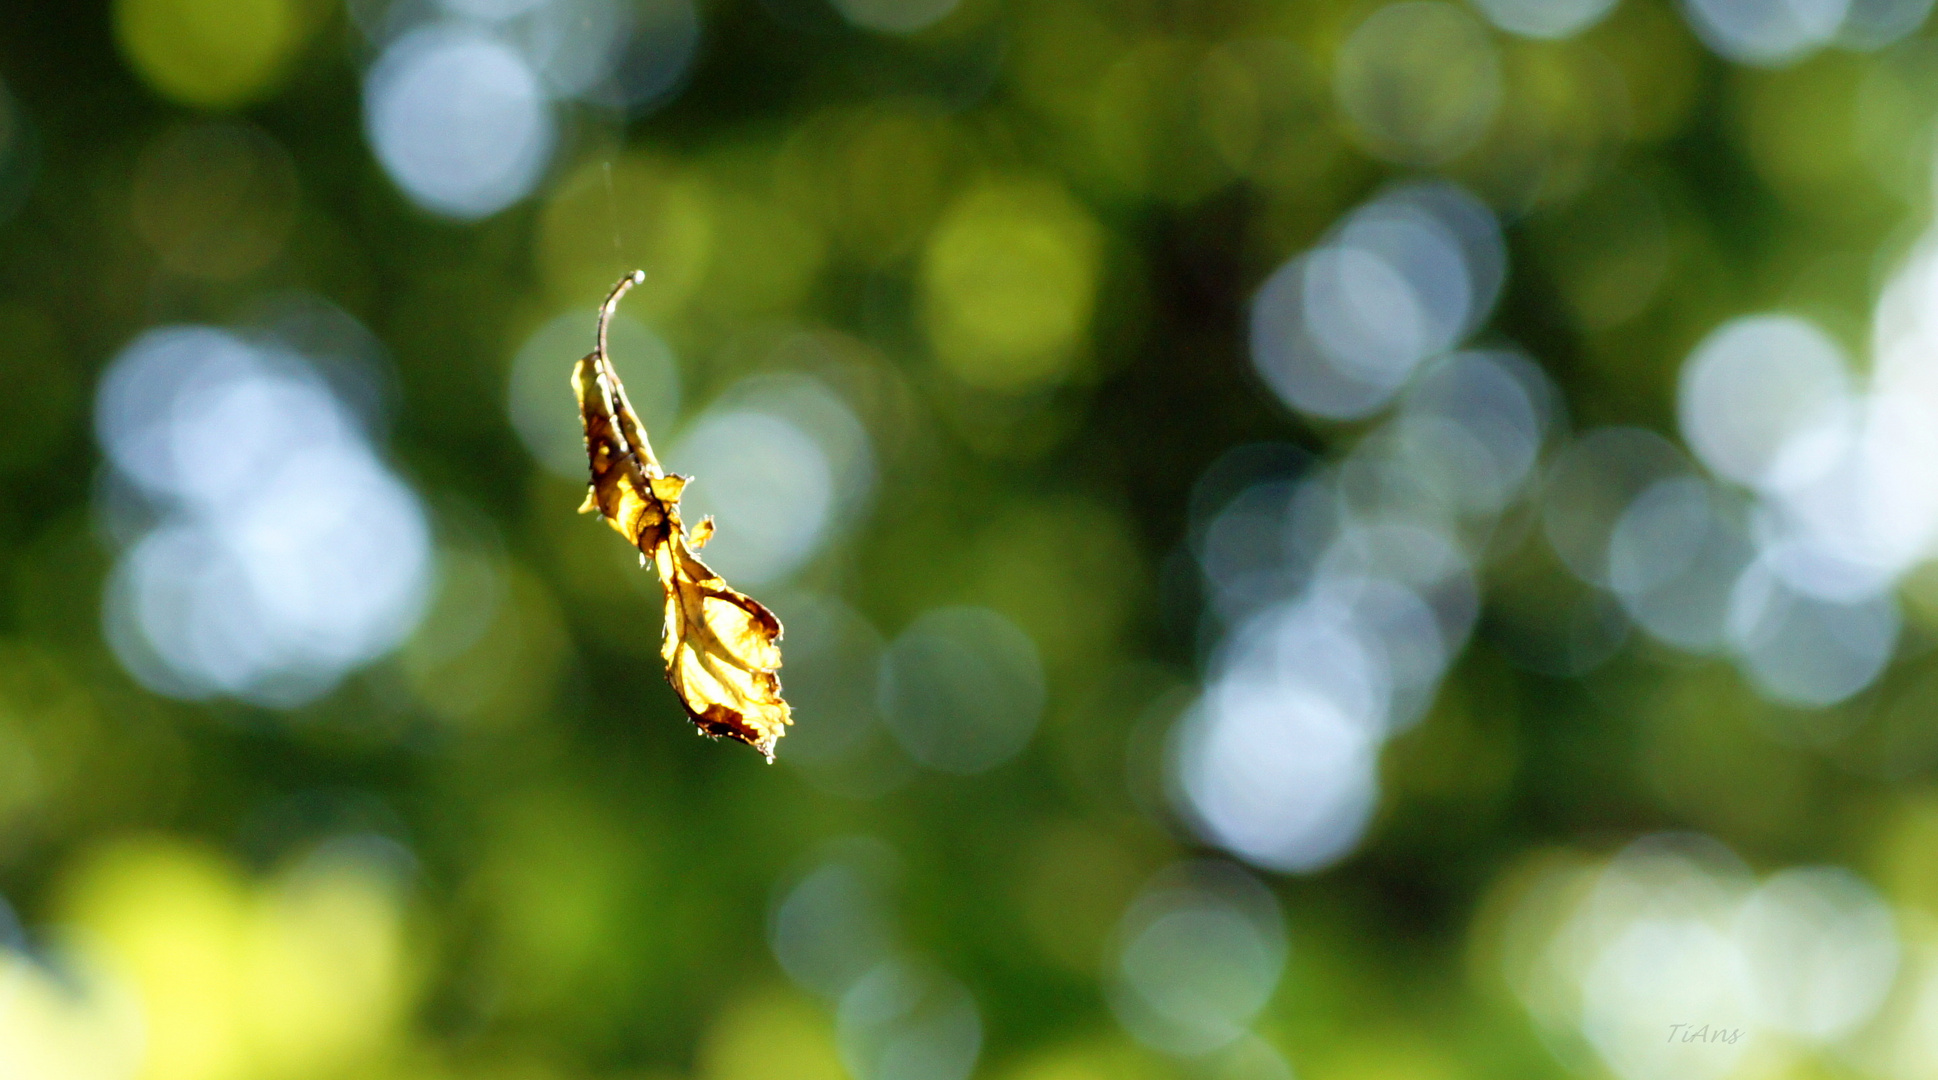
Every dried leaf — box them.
[573,271,792,760]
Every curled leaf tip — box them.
[573,271,792,758]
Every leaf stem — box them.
[597,269,647,362]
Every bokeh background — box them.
[7,0,1938,1077]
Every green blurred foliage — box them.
[4,0,1938,1078]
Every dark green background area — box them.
[1,1,1936,1078]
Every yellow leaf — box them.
[572,271,792,760]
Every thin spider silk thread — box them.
[603,159,624,260]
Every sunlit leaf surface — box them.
[573,271,791,760]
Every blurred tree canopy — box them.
[5,0,1938,1078]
